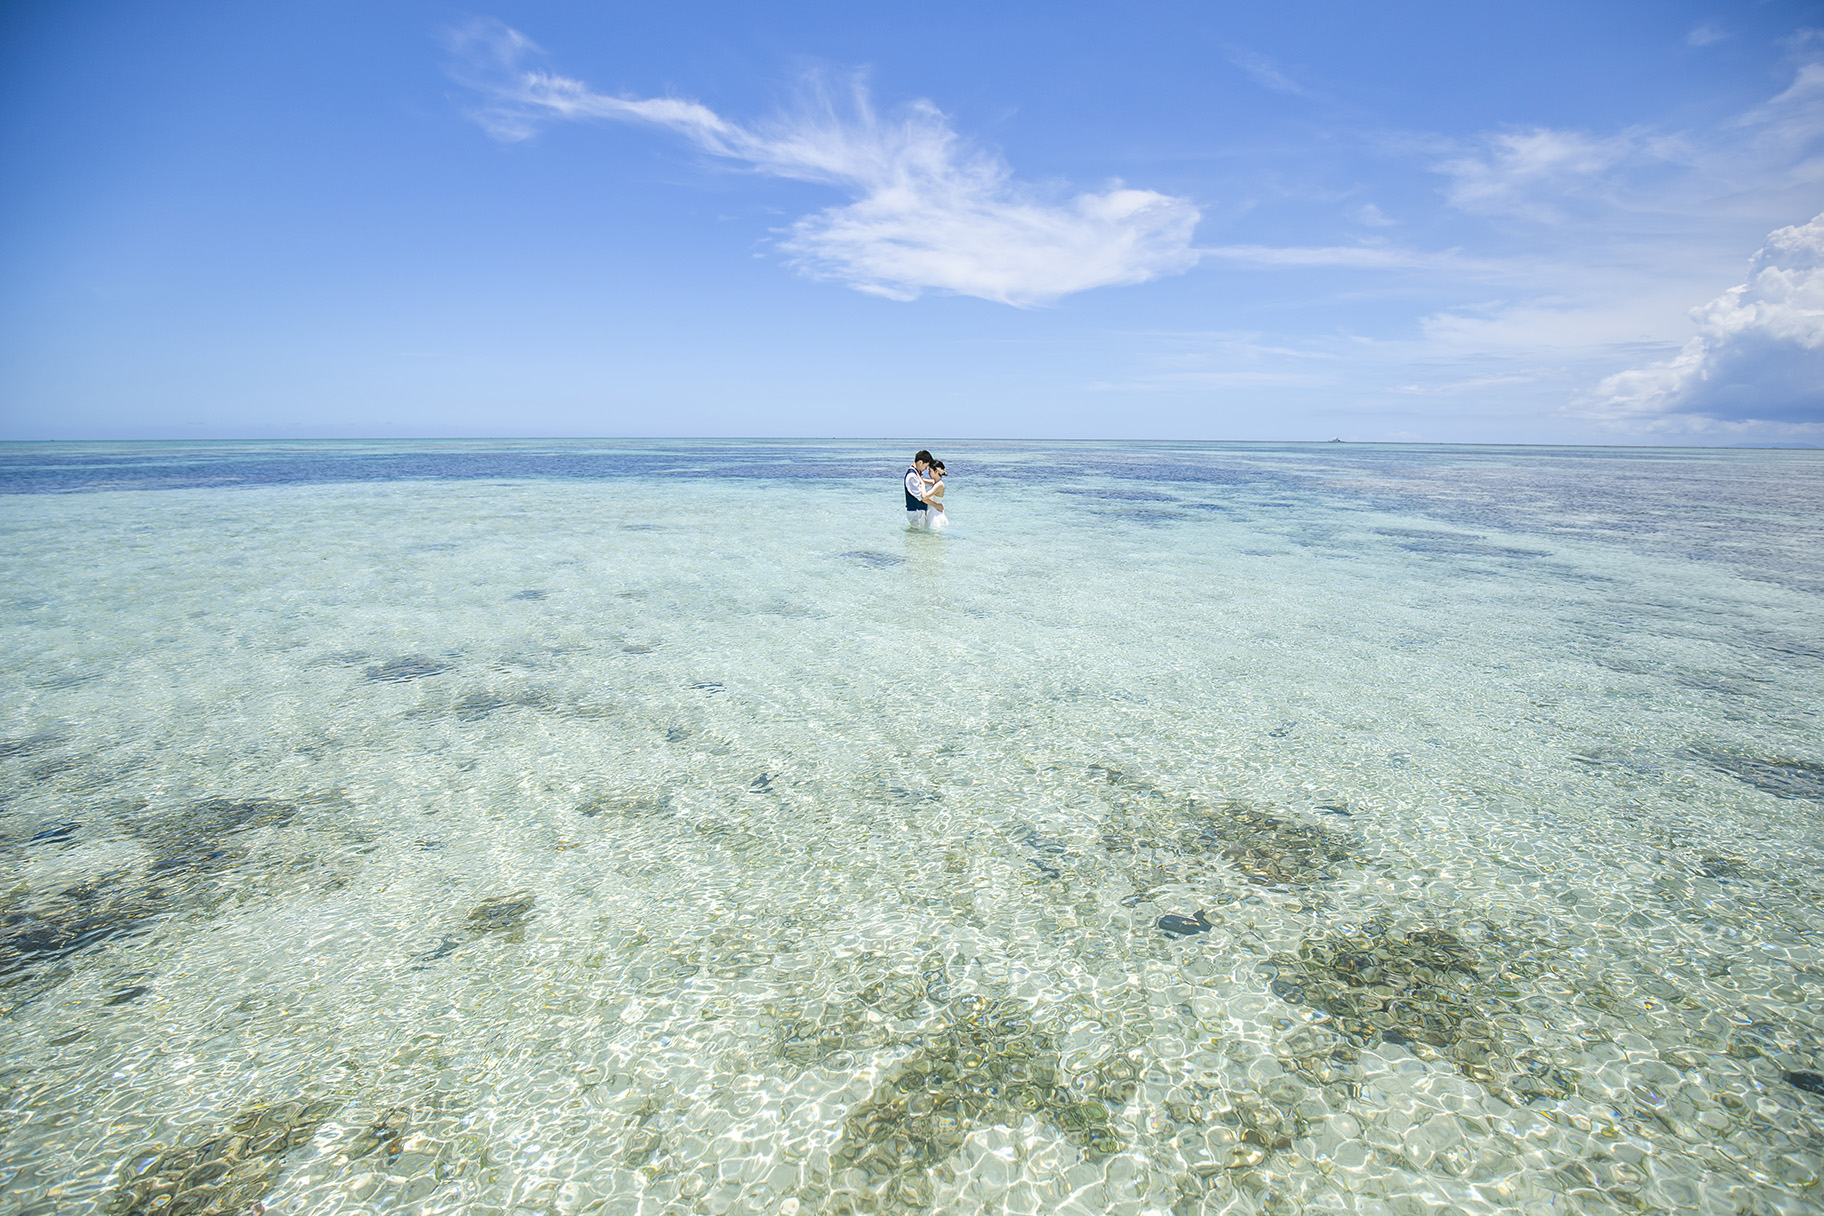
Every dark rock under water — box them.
[1014,825,1067,878]
[1199,803,1359,887]
[106,1098,340,1216]
[363,655,454,682]
[1785,1070,1824,1096]
[1157,910,1212,936]
[451,692,513,721]
[0,874,162,979]
[828,993,1131,1209]
[1059,486,1179,502]
[840,550,907,569]
[1697,854,1749,879]
[344,1106,412,1162]
[29,821,79,845]
[141,798,297,876]
[1016,826,1067,856]
[148,844,241,876]
[577,792,671,818]
[1092,774,1360,890]
[1265,926,1577,1106]
[1696,749,1824,801]
[1375,528,1549,558]
[2,796,301,1010]
[0,733,67,760]
[466,892,535,938]
[180,799,298,836]
[1093,506,1189,524]
[412,891,538,966]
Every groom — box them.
[905,449,935,527]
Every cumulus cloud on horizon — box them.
[1590,211,1824,430]
[443,20,1200,306]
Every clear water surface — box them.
[2,439,1822,1216]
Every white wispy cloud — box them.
[1085,49,1824,437]
[1088,369,1336,391]
[1393,373,1538,396]
[1589,211,1824,429]
[1435,127,1640,220]
[1736,56,1824,175]
[1433,47,1824,229]
[1196,242,1483,272]
[1225,47,1310,98]
[443,19,1200,306]
[1687,25,1729,48]
[1197,243,1396,268]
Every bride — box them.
[923,460,949,530]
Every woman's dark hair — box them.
[930,460,945,472]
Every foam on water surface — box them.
[2,439,1823,1216]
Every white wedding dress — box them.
[926,481,949,529]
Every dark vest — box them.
[904,468,925,511]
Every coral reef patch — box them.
[830,994,1129,1212]
[107,1098,340,1215]
[1263,926,1578,1106]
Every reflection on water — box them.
[1,440,1822,1215]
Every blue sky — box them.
[2,1,1820,444]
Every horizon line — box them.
[0,436,1819,452]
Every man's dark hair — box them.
[914,450,934,464]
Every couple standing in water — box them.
[903,450,949,530]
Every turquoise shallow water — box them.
[2,439,1823,1216]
